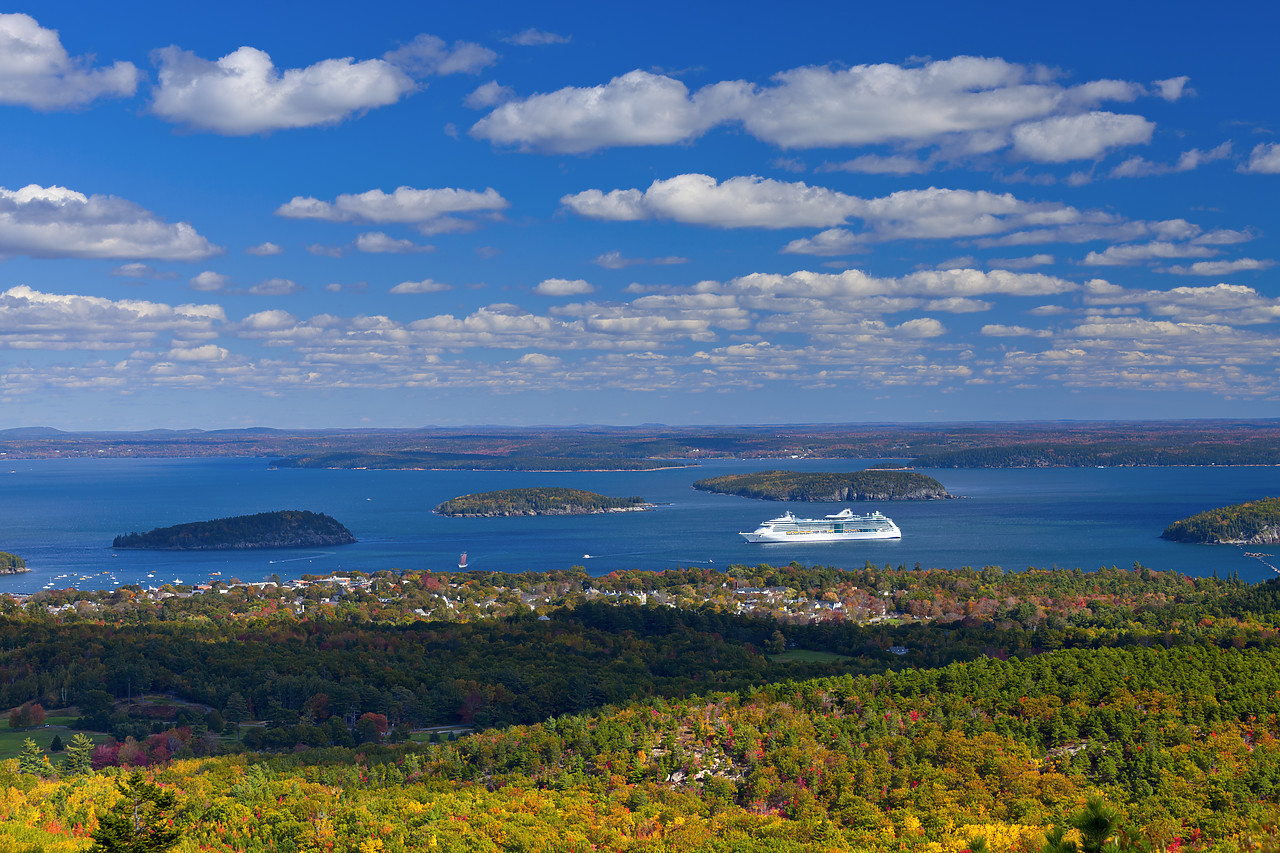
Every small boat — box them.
[458,552,468,569]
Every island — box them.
[0,551,29,574]
[435,487,654,517]
[1161,497,1280,544]
[272,452,684,471]
[692,470,953,501]
[112,510,357,550]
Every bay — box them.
[0,456,1277,594]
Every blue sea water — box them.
[0,456,1277,593]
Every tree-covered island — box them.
[1162,497,1280,544]
[112,510,357,550]
[0,551,28,574]
[435,487,653,516]
[693,469,953,501]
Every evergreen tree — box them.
[18,737,49,776]
[49,733,64,752]
[90,771,183,853]
[62,732,96,775]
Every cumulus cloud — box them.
[1162,258,1275,276]
[149,45,417,135]
[0,285,223,350]
[534,278,594,296]
[390,278,452,294]
[189,271,231,292]
[111,263,178,280]
[820,154,932,175]
[246,241,283,256]
[276,185,508,234]
[503,29,570,46]
[0,13,139,109]
[382,34,496,76]
[0,184,220,260]
[1010,112,1153,162]
[465,80,514,109]
[1110,141,1231,178]
[1083,280,1280,324]
[1082,241,1217,266]
[249,277,302,295]
[1152,76,1190,101]
[472,56,1165,161]
[355,232,434,253]
[981,324,1053,337]
[1242,142,1280,174]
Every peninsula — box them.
[112,510,357,550]
[1161,497,1280,545]
[693,470,953,501]
[0,551,28,575]
[435,487,653,517]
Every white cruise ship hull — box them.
[739,508,901,543]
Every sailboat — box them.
[458,552,468,569]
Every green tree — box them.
[17,737,50,776]
[62,732,96,775]
[90,771,183,853]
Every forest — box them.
[111,510,357,550]
[3,563,1280,851]
[693,470,952,501]
[1162,497,1280,544]
[0,552,26,574]
[435,488,651,516]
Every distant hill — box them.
[1162,497,1280,544]
[113,510,356,550]
[436,487,652,516]
[693,470,952,501]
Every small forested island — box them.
[112,510,356,550]
[0,551,28,574]
[1162,497,1280,544]
[693,469,952,501]
[435,487,653,516]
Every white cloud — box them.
[465,80,514,109]
[306,244,345,258]
[1152,76,1190,101]
[166,344,228,362]
[149,45,417,135]
[276,186,508,233]
[592,250,687,269]
[111,263,178,280]
[0,184,219,260]
[1110,141,1231,178]
[1010,112,1154,162]
[0,13,139,109]
[1083,280,1280,324]
[472,56,1164,160]
[0,285,223,350]
[472,70,725,153]
[249,277,302,296]
[1242,142,1280,174]
[355,232,434,253]
[382,34,496,76]
[989,254,1054,269]
[503,29,570,46]
[1082,241,1217,266]
[390,278,452,294]
[1162,258,1275,276]
[534,278,594,296]
[189,271,231,292]
[981,324,1053,337]
[821,154,932,175]
[246,241,283,256]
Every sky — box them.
[1,0,1278,430]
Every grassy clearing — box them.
[768,648,851,663]
[0,725,107,761]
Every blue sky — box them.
[1,0,1278,429]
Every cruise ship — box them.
[739,508,901,543]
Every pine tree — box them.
[90,771,183,853]
[63,732,96,775]
[49,733,64,752]
[18,737,50,776]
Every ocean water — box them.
[0,456,1277,593]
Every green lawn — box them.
[0,725,108,761]
[767,648,851,663]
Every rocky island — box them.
[1162,497,1280,544]
[0,551,29,574]
[435,487,654,517]
[112,510,357,550]
[693,470,953,501]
